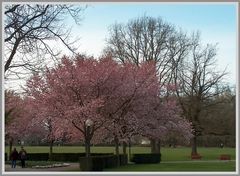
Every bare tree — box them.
[105,16,193,153]
[105,16,192,89]
[4,4,86,79]
[173,33,227,155]
[106,16,228,155]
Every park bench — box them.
[191,154,202,160]
[219,154,231,160]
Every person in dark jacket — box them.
[10,148,18,168]
[19,146,27,168]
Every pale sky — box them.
[4,3,237,91]
[72,3,237,87]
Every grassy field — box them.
[104,161,236,172]
[5,146,236,161]
[5,146,236,171]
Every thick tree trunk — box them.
[122,141,127,155]
[114,136,120,166]
[85,126,91,158]
[49,140,54,160]
[191,135,198,155]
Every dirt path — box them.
[5,163,80,172]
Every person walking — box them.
[10,148,18,168]
[19,146,27,168]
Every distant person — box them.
[19,146,27,168]
[220,143,224,148]
[10,148,18,168]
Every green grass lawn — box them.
[104,161,236,172]
[5,146,236,171]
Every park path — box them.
[5,163,79,172]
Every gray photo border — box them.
[0,1,239,176]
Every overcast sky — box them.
[5,2,237,91]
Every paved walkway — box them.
[5,163,79,172]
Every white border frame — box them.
[1,1,239,176]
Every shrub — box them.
[79,156,105,171]
[79,157,93,171]
[130,153,161,164]
[51,153,85,162]
[27,153,49,161]
[104,155,118,168]
[119,154,128,166]
[79,155,120,171]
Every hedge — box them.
[119,154,128,166]
[130,153,161,164]
[27,153,49,161]
[79,154,128,171]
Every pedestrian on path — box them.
[10,148,18,168]
[19,146,27,168]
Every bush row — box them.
[130,153,161,164]
[79,154,128,171]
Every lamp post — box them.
[85,119,93,158]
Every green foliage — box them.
[130,153,161,164]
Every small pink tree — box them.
[5,90,34,157]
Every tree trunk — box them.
[122,141,127,155]
[49,140,54,161]
[9,137,13,160]
[128,138,132,158]
[85,126,91,157]
[150,139,161,154]
[191,135,198,155]
[156,140,161,154]
[114,136,120,166]
[150,139,156,153]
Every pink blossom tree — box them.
[25,55,111,156]
[25,55,193,160]
[5,90,34,157]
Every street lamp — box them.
[85,119,93,158]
